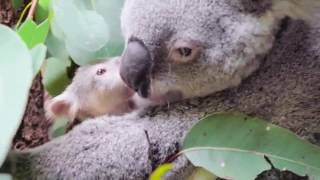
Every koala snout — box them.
[120,37,152,98]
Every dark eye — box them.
[96,68,106,75]
[178,47,192,57]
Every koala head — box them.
[46,57,134,120]
[119,0,318,102]
[119,0,278,101]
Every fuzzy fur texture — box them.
[3,0,320,179]
[46,57,140,120]
[121,0,320,101]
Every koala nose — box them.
[120,37,152,98]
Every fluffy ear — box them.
[45,94,78,121]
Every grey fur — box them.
[121,0,320,101]
[4,0,320,179]
[122,0,268,100]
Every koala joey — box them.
[46,57,153,121]
[120,0,320,101]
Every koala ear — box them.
[45,94,78,121]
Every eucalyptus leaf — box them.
[183,113,320,180]
[95,0,124,55]
[17,18,50,49]
[0,174,12,180]
[187,167,218,180]
[46,32,69,61]
[52,0,109,51]
[49,118,69,138]
[43,57,71,96]
[35,0,51,23]
[50,0,124,65]
[0,25,33,165]
[65,41,110,65]
[30,44,47,76]
[150,163,173,180]
[50,17,65,40]
[12,0,23,10]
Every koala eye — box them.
[96,68,107,75]
[170,40,202,64]
[178,47,192,57]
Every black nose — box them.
[120,37,152,98]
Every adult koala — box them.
[2,0,320,179]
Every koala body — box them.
[46,57,155,121]
[2,0,320,179]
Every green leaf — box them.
[65,41,112,65]
[12,0,23,10]
[46,31,69,60]
[94,0,124,56]
[42,57,71,96]
[151,164,216,180]
[17,18,37,46]
[17,18,50,49]
[150,163,173,180]
[183,113,320,180]
[50,17,65,40]
[35,0,51,23]
[187,167,218,180]
[50,0,124,65]
[52,0,109,51]
[49,118,69,138]
[0,174,12,180]
[30,44,47,76]
[0,25,33,166]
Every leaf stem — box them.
[90,0,96,10]
[164,151,183,163]
[16,2,32,28]
[27,0,38,18]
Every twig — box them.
[15,2,32,28]
[27,0,38,18]
[164,151,183,163]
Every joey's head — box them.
[46,57,134,120]
[120,0,319,102]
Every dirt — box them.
[0,0,17,26]
[0,0,51,150]
[12,75,51,150]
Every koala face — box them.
[74,57,124,95]
[47,57,134,120]
[120,0,283,102]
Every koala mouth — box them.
[119,62,151,98]
[136,80,150,98]
[148,89,184,105]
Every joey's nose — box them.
[120,37,152,98]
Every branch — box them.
[27,0,38,19]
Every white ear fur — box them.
[45,93,78,121]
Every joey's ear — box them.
[45,95,78,121]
